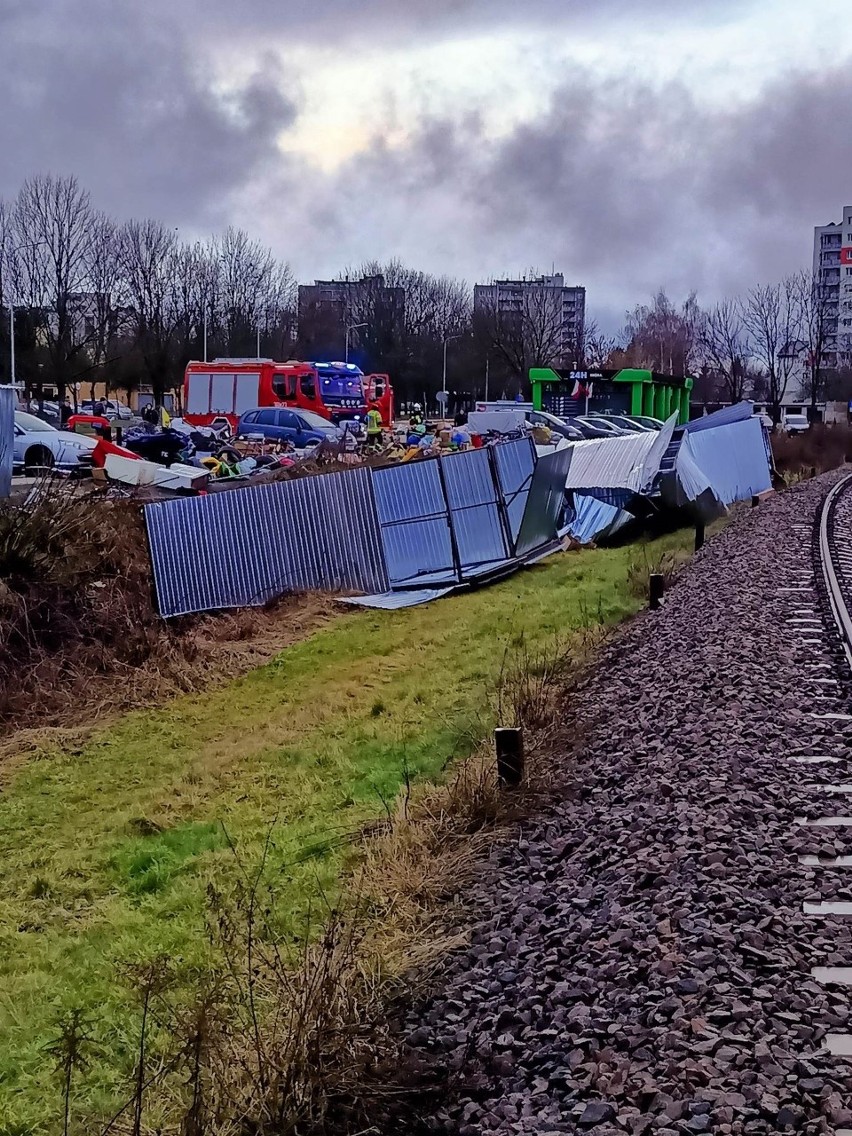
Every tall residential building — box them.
[813,204,852,367]
[473,273,586,366]
[297,274,405,337]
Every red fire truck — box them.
[182,359,394,430]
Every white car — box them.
[13,412,97,475]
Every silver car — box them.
[13,412,98,475]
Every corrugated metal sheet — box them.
[339,587,456,609]
[493,437,537,544]
[563,431,659,494]
[683,401,754,433]
[372,461,456,586]
[0,386,14,498]
[567,495,634,544]
[442,448,510,574]
[145,466,388,617]
[516,447,573,556]
[680,417,772,505]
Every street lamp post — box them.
[345,322,367,364]
[442,333,462,396]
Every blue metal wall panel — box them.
[442,448,497,508]
[0,386,14,499]
[682,417,771,505]
[441,448,511,573]
[373,460,445,522]
[145,466,388,617]
[493,437,536,544]
[372,462,456,586]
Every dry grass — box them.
[0,482,334,742]
[131,632,602,1135]
[771,423,852,482]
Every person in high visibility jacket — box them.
[365,402,383,449]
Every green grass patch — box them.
[0,530,696,1129]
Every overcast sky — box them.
[1,0,850,327]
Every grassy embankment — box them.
[0,530,694,1130]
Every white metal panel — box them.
[186,372,211,414]
[234,373,261,414]
[210,372,236,413]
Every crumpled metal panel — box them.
[516,446,573,556]
[683,400,754,433]
[0,386,14,498]
[372,461,457,586]
[567,495,634,544]
[145,466,388,617]
[681,416,771,505]
[563,432,659,493]
[493,437,537,544]
[339,587,455,609]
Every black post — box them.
[751,494,759,507]
[115,426,123,445]
[649,573,664,611]
[495,728,524,787]
[694,523,705,551]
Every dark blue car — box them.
[237,407,346,446]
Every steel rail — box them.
[818,472,852,672]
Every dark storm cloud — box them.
[169,0,753,47]
[273,60,852,314]
[0,1,297,225]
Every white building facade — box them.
[473,274,586,365]
[813,204,852,368]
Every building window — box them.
[846,268,852,276]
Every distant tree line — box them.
[609,275,847,425]
[0,174,844,416]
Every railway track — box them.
[820,472,852,674]
[388,474,852,1136]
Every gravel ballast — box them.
[390,474,852,1135]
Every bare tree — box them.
[742,276,802,426]
[213,227,295,357]
[83,213,126,399]
[581,318,619,368]
[621,290,703,374]
[794,268,833,418]
[699,298,751,402]
[474,276,567,377]
[10,174,97,399]
[118,218,182,404]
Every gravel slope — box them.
[392,474,852,1135]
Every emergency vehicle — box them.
[182,359,394,430]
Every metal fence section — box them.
[0,386,14,498]
[145,466,388,617]
[146,441,572,617]
[372,461,457,587]
[493,437,537,546]
[441,448,511,576]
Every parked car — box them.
[783,412,810,435]
[564,417,618,440]
[527,411,585,441]
[13,412,97,475]
[591,414,652,433]
[573,415,632,437]
[237,407,346,446]
[627,415,666,431]
[80,398,133,420]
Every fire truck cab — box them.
[183,358,393,429]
